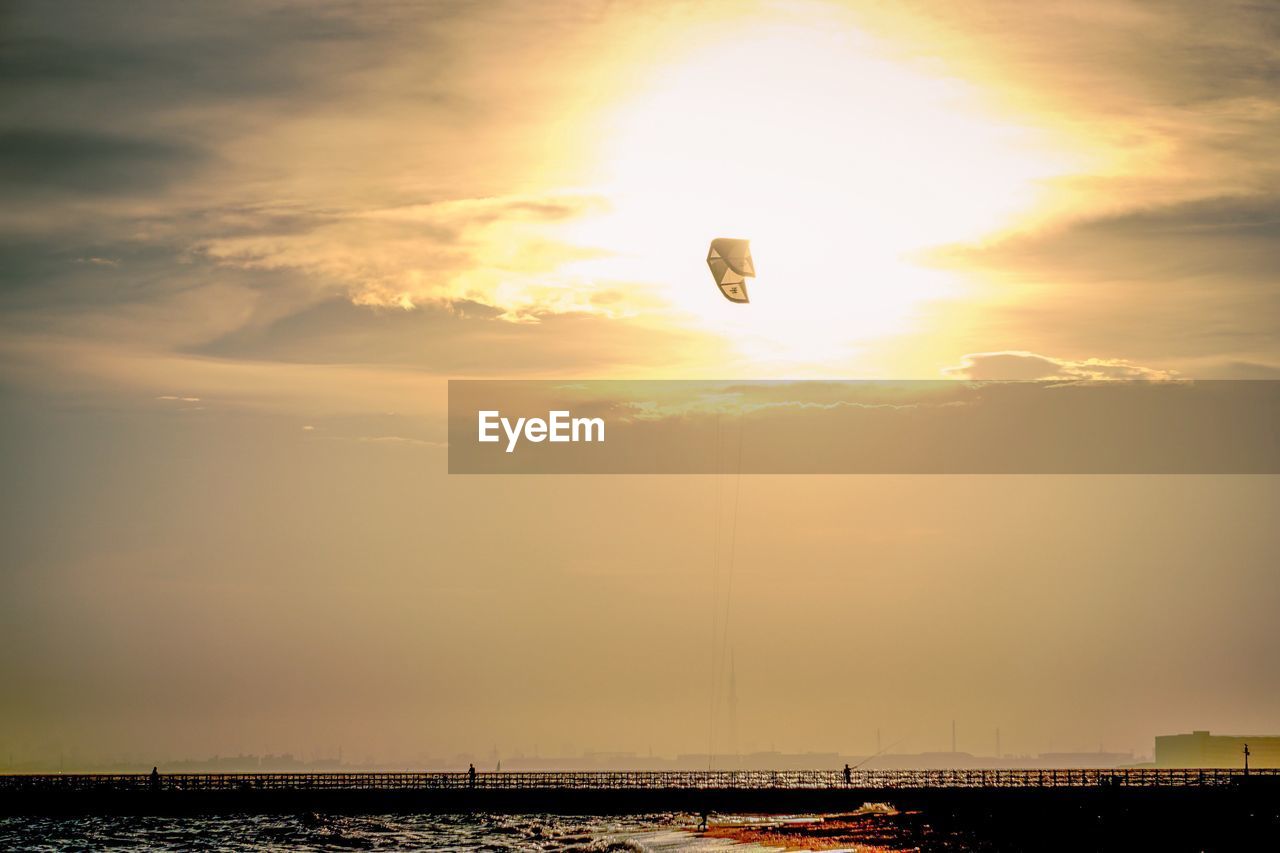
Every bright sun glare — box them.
[554,9,1079,371]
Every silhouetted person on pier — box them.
[697,809,709,831]
[844,763,852,785]
[468,763,476,788]
[149,767,160,792]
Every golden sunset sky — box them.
[2,1,1277,767]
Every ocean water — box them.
[0,814,753,852]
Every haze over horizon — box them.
[2,1,1278,769]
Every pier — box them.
[3,767,1276,811]
[5,767,1275,793]
[5,768,1277,847]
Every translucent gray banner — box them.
[448,380,1279,474]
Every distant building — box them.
[1155,731,1280,768]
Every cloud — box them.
[190,296,713,375]
[0,0,402,156]
[0,0,640,313]
[624,394,930,422]
[0,129,204,196]
[886,2,1280,375]
[195,194,614,317]
[880,1,1280,188]
[944,194,1280,281]
[1193,360,1280,379]
[943,351,1179,381]
[927,190,1280,371]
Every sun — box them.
[551,6,1080,373]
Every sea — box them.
[0,813,757,852]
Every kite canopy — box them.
[707,238,755,303]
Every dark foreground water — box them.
[0,814,742,852]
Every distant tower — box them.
[728,649,739,767]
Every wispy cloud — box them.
[943,351,1178,381]
[196,194,613,317]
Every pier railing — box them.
[2,768,1275,792]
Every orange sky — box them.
[1,0,1277,768]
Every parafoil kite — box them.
[706,238,755,303]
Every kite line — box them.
[707,405,745,769]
